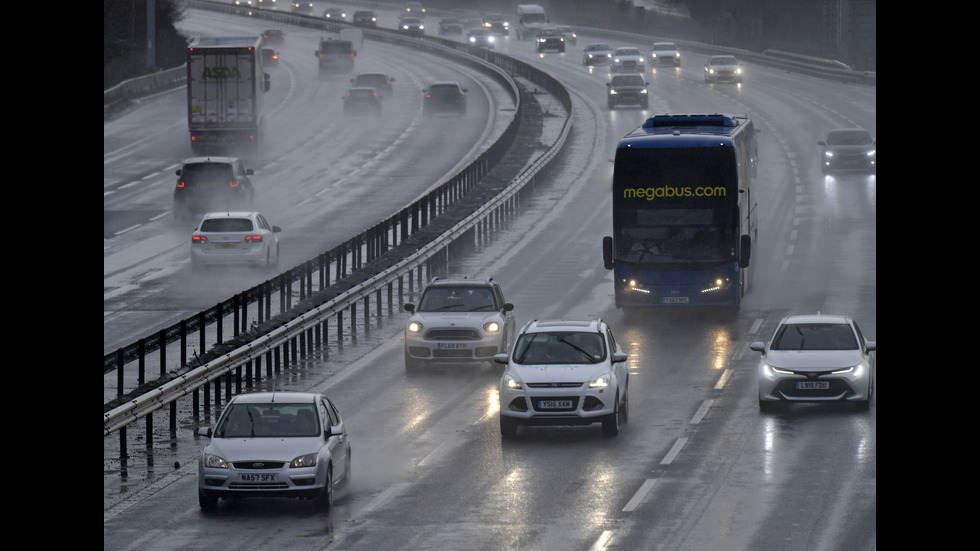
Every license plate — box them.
[239,473,278,482]
[437,343,466,349]
[663,297,689,304]
[538,399,572,409]
[216,243,238,249]
[796,381,829,390]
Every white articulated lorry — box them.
[186,36,270,155]
[516,4,549,40]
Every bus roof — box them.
[620,113,751,148]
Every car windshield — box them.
[513,332,606,364]
[417,287,497,312]
[322,41,352,53]
[826,130,872,145]
[616,48,640,55]
[771,323,858,351]
[711,56,737,66]
[181,163,233,184]
[612,76,644,86]
[200,218,253,232]
[216,403,320,438]
[355,74,387,86]
[429,85,459,96]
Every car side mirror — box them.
[197,426,213,437]
[493,353,509,364]
[404,303,416,313]
[502,303,514,312]
[749,341,766,353]
[612,352,628,363]
[272,226,281,233]
[739,234,751,268]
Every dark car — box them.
[606,74,649,109]
[174,157,255,220]
[535,28,565,52]
[352,10,377,27]
[482,14,509,35]
[438,18,463,34]
[290,0,313,13]
[261,29,285,43]
[398,16,425,38]
[423,82,467,115]
[350,72,395,98]
[818,129,876,173]
[262,48,279,66]
[343,87,382,117]
[467,28,495,51]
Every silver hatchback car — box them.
[750,315,876,411]
[197,391,352,511]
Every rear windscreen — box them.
[181,164,233,184]
[200,218,254,232]
[321,42,352,54]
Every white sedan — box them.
[190,211,280,271]
[496,319,628,438]
[750,314,876,411]
[610,47,645,72]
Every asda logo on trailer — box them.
[201,67,242,79]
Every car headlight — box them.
[832,362,867,377]
[589,373,612,388]
[640,88,648,94]
[484,321,501,333]
[408,321,423,333]
[866,149,876,157]
[761,364,793,378]
[290,453,317,468]
[203,453,229,469]
[609,89,618,94]
[503,374,523,390]
[824,150,834,158]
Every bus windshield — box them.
[613,146,738,268]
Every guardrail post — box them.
[159,329,166,377]
[145,412,153,456]
[116,349,124,397]
[337,311,344,351]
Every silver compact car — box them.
[496,319,629,438]
[582,43,613,65]
[197,392,352,511]
[649,41,680,66]
[750,315,876,412]
[704,55,742,82]
[191,211,280,271]
[611,47,645,72]
[404,277,515,372]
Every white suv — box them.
[403,278,515,372]
[495,319,629,438]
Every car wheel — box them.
[602,393,620,436]
[314,466,333,511]
[619,387,629,424]
[199,489,218,511]
[500,415,518,439]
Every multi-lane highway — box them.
[104,4,875,550]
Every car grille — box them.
[232,461,286,469]
[526,382,582,388]
[614,92,642,102]
[620,60,637,69]
[432,349,474,359]
[425,329,480,340]
[229,481,289,490]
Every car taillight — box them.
[192,235,207,243]
[229,181,238,188]
[245,235,263,242]
[178,181,186,188]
